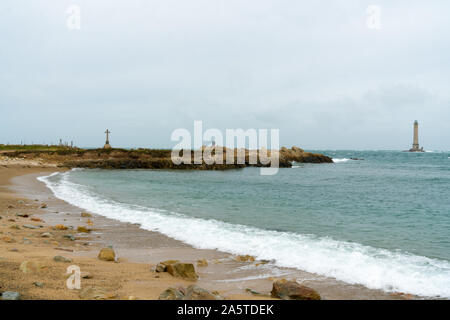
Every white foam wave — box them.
[38,171,450,298]
[333,158,351,163]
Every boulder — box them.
[53,255,72,263]
[19,261,41,274]
[183,285,223,300]
[1,291,20,300]
[41,203,47,209]
[81,272,93,279]
[41,232,52,238]
[159,288,185,300]
[166,263,198,281]
[271,280,321,300]
[98,247,115,261]
[81,212,92,218]
[155,260,179,272]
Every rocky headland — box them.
[0,145,332,169]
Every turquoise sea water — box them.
[39,150,450,298]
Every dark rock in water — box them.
[184,285,223,300]
[1,291,21,300]
[159,288,185,300]
[271,280,321,300]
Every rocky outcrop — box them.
[3,146,332,170]
[271,280,321,300]
[280,146,333,163]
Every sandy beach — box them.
[0,165,411,300]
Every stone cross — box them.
[105,129,111,144]
[103,129,112,149]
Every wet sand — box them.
[1,166,409,300]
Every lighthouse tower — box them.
[409,121,424,152]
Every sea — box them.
[38,150,450,298]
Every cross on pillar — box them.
[103,129,112,149]
[105,129,111,144]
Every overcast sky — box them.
[1,0,449,150]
